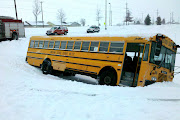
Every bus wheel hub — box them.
[104,76,111,84]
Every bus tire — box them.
[99,70,117,86]
[41,60,53,74]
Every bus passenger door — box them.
[136,44,150,87]
[120,43,145,87]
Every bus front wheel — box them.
[41,60,53,74]
[99,70,117,86]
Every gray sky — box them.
[0,0,180,25]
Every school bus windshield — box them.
[150,42,176,71]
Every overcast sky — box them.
[1,0,180,25]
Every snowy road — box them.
[0,25,180,120]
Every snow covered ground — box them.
[0,25,180,120]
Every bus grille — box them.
[158,73,167,82]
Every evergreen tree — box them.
[162,18,166,24]
[124,10,133,25]
[157,16,161,25]
[144,14,151,25]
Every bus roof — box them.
[30,33,175,43]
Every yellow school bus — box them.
[26,34,178,87]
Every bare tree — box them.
[96,7,102,26]
[80,18,86,26]
[57,9,66,25]
[33,0,41,27]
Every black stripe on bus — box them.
[27,56,43,60]
[52,60,101,68]
[27,51,122,63]
[66,67,97,74]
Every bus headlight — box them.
[151,77,157,81]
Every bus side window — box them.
[39,41,44,48]
[54,41,60,49]
[49,41,54,49]
[30,40,35,48]
[43,41,49,49]
[81,41,90,51]
[109,42,124,53]
[60,41,67,49]
[34,41,39,48]
[99,42,109,52]
[143,44,150,61]
[74,41,81,51]
[67,41,74,50]
[90,42,99,52]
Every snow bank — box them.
[0,25,180,120]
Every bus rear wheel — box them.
[99,70,117,86]
[41,60,53,74]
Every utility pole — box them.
[14,0,18,19]
[156,9,159,18]
[40,1,44,28]
[172,12,174,24]
[170,13,171,24]
[105,0,107,30]
[109,3,111,26]
[142,13,143,24]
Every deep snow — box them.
[0,25,180,120]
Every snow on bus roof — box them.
[34,33,160,40]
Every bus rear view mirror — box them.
[155,48,161,56]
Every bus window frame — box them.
[49,41,55,49]
[38,41,44,48]
[143,44,150,61]
[74,41,82,51]
[81,41,90,52]
[34,40,39,48]
[99,41,110,53]
[60,41,67,50]
[54,41,60,50]
[109,42,125,54]
[43,41,49,49]
[89,41,99,52]
[66,41,74,51]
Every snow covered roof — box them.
[24,21,49,26]
[0,16,14,19]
